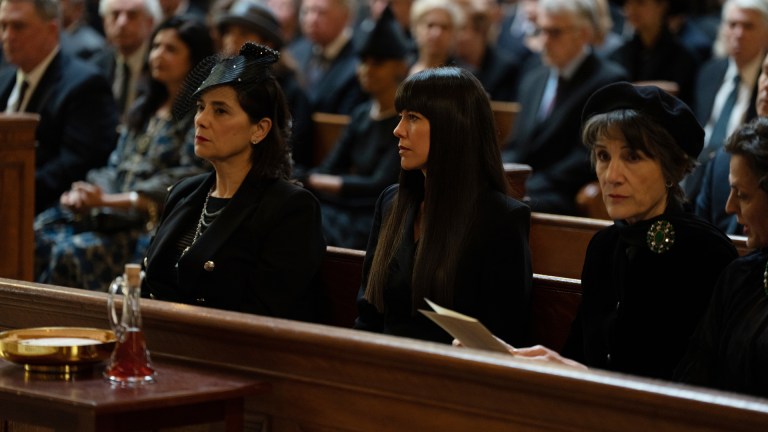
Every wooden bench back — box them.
[490,100,521,145]
[1,278,767,432]
[319,246,580,351]
[311,112,351,165]
[0,114,38,281]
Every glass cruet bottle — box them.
[104,263,156,385]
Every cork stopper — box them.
[124,263,142,287]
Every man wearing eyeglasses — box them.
[502,0,627,216]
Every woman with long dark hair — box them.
[354,67,532,344]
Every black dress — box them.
[675,248,768,397]
[563,204,737,380]
[354,184,532,345]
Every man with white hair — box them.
[687,0,768,200]
[502,0,627,215]
[90,0,161,118]
[289,0,364,114]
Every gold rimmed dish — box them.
[0,327,116,373]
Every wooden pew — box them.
[531,212,752,280]
[1,278,768,432]
[490,100,521,145]
[320,246,579,351]
[0,114,38,282]
[311,112,350,166]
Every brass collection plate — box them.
[0,327,116,373]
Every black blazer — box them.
[142,170,327,321]
[355,185,533,345]
[503,52,627,215]
[0,50,118,213]
[288,36,365,115]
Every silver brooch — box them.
[646,220,675,254]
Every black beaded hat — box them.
[355,5,410,60]
[582,81,704,158]
[173,43,279,120]
[217,0,284,50]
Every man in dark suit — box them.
[0,0,118,214]
[687,0,768,201]
[89,0,161,120]
[502,0,627,215]
[288,0,364,115]
[694,51,768,235]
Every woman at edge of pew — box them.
[674,117,768,397]
[354,67,533,345]
[473,82,739,380]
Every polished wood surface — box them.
[311,112,350,166]
[490,100,521,145]
[504,162,531,200]
[1,278,767,431]
[0,114,38,282]
[0,357,265,432]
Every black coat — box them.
[503,52,627,215]
[142,170,326,321]
[564,205,738,380]
[0,50,118,213]
[355,185,532,345]
[675,248,768,397]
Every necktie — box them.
[306,50,328,90]
[707,74,741,159]
[538,75,563,121]
[116,61,131,115]
[13,80,28,112]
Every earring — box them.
[665,180,673,188]
[251,139,258,145]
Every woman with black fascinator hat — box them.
[141,43,326,320]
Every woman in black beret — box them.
[675,116,768,397]
[140,43,326,320]
[500,82,739,380]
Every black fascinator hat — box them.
[173,42,280,120]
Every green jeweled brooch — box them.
[646,220,676,254]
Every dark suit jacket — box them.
[0,50,118,213]
[694,148,740,234]
[142,170,326,321]
[503,52,627,215]
[687,58,760,200]
[288,36,365,115]
[355,184,533,346]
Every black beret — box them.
[217,0,284,50]
[355,6,410,60]
[582,81,704,158]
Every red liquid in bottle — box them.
[104,329,155,384]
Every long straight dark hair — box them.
[364,67,508,312]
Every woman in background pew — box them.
[498,82,738,380]
[675,117,768,397]
[354,67,532,345]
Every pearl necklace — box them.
[180,187,214,257]
[763,259,768,296]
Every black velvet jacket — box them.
[564,203,738,380]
